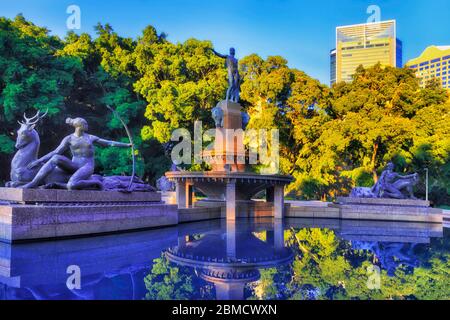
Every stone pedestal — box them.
[0,187,177,243]
[217,100,242,131]
[331,197,443,223]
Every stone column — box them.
[176,181,186,209]
[274,184,284,219]
[226,180,236,221]
[176,181,193,209]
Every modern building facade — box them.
[405,46,450,89]
[333,20,402,83]
[330,49,336,86]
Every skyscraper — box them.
[330,49,336,86]
[333,20,402,83]
[405,46,450,89]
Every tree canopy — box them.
[0,15,448,204]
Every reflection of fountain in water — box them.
[165,219,293,300]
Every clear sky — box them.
[2,0,449,84]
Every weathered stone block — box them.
[336,197,430,207]
[0,187,161,203]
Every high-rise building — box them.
[405,46,450,89]
[334,20,402,83]
[330,49,336,86]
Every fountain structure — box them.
[165,99,293,220]
[166,46,292,220]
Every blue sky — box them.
[2,0,449,84]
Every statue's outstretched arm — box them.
[93,136,131,148]
[210,48,227,59]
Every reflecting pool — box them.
[0,218,448,300]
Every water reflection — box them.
[165,219,293,299]
[0,218,448,300]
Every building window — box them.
[420,61,429,66]
[443,55,450,60]
[431,58,441,63]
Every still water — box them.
[0,218,448,300]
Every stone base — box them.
[0,187,161,203]
[336,197,430,207]
[0,188,175,243]
[285,205,340,219]
[0,203,178,243]
[331,197,442,224]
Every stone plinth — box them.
[0,188,175,243]
[218,100,242,131]
[0,187,161,204]
[332,197,442,224]
[336,197,430,207]
[0,202,178,243]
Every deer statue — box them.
[6,110,69,187]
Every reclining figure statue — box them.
[350,162,419,199]
[7,112,154,192]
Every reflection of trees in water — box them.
[144,253,214,300]
[264,228,449,300]
[144,229,449,300]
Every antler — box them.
[21,109,48,126]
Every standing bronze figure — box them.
[210,47,240,102]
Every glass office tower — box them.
[330,49,336,86]
[335,20,402,83]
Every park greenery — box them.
[0,15,449,204]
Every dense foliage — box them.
[0,15,448,203]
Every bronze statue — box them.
[21,117,131,190]
[210,47,240,102]
[350,162,419,199]
[6,111,70,187]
